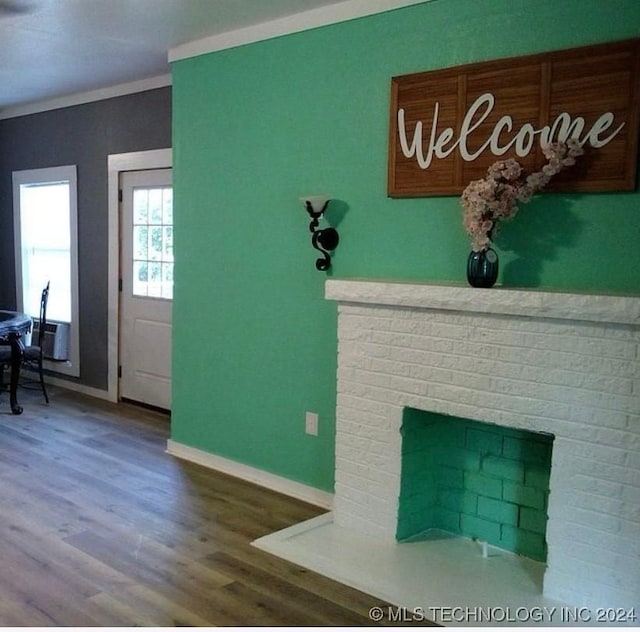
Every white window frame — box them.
[12,165,80,377]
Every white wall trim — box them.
[12,165,81,378]
[107,149,173,404]
[166,439,334,510]
[0,74,171,120]
[169,0,430,62]
[21,370,112,402]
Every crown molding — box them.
[0,74,172,120]
[169,0,430,62]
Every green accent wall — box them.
[171,0,640,492]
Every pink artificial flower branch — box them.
[461,138,584,252]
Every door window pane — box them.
[132,186,173,299]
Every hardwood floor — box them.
[0,387,435,626]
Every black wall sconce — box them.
[301,196,340,271]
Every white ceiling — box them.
[0,0,422,116]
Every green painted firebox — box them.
[397,408,553,562]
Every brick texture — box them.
[397,412,551,561]
[328,280,640,611]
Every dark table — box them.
[0,310,32,414]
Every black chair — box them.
[0,283,51,403]
[0,333,11,390]
[21,282,50,404]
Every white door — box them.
[119,169,173,409]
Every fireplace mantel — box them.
[325,279,640,326]
[325,277,640,611]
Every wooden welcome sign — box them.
[388,39,640,197]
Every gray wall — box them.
[0,87,171,391]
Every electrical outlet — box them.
[305,411,319,436]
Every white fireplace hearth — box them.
[255,280,639,622]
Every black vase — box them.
[467,248,499,288]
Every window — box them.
[132,185,173,299]
[13,165,80,377]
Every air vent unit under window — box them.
[31,321,70,361]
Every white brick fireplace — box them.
[326,279,640,611]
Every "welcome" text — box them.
[398,92,624,169]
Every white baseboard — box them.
[166,439,334,510]
[21,370,116,402]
